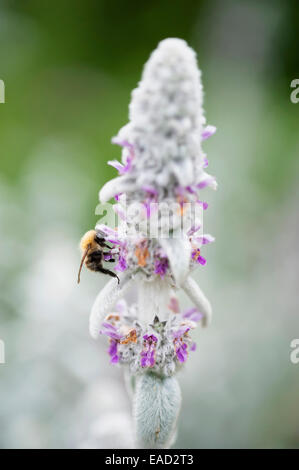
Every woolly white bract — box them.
[85,38,217,448]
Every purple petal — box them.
[107,160,125,173]
[201,125,217,141]
[140,355,147,368]
[141,348,156,368]
[108,340,118,357]
[190,342,197,352]
[111,137,134,150]
[143,334,157,343]
[115,255,127,272]
[110,354,119,364]
[176,344,188,363]
[149,349,155,367]
[196,175,217,190]
[143,201,151,219]
[197,255,206,266]
[154,257,169,279]
[173,325,190,338]
[142,185,158,196]
[101,322,117,330]
[183,308,203,322]
[107,238,121,245]
[203,156,209,168]
[100,322,123,340]
[197,180,210,190]
[121,155,133,174]
[191,250,207,266]
[96,224,118,237]
[197,200,208,210]
[195,234,215,245]
[187,225,201,236]
[185,185,196,194]
[199,255,207,265]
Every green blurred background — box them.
[0,0,298,448]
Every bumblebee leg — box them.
[103,251,116,263]
[95,236,111,249]
[97,266,120,284]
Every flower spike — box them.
[80,38,217,448]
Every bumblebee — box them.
[77,230,120,284]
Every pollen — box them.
[121,329,137,344]
[105,314,120,322]
[135,243,149,267]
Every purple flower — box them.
[183,307,203,323]
[143,334,158,342]
[115,255,127,272]
[190,342,197,352]
[142,186,158,219]
[111,137,134,150]
[172,327,190,363]
[108,154,133,175]
[142,185,158,196]
[172,325,190,338]
[185,185,196,194]
[108,339,119,364]
[109,138,135,174]
[143,201,152,219]
[96,224,118,238]
[99,322,123,340]
[143,200,158,219]
[197,200,208,210]
[191,248,206,266]
[187,225,201,236]
[201,125,217,141]
[100,322,123,364]
[197,179,212,190]
[154,256,169,279]
[175,342,188,363]
[140,334,157,368]
[194,234,215,245]
[203,156,209,168]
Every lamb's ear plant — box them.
[80,38,217,449]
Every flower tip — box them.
[158,37,188,52]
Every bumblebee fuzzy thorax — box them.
[80,229,97,252]
[78,229,120,284]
